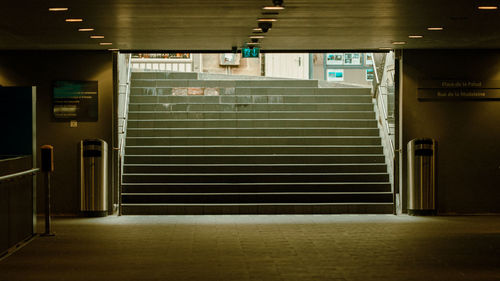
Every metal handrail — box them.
[372,53,395,156]
[118,53,132,216]
[0,168,39,183]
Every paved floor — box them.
[0,215,499,281]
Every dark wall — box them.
[401,50,500,214]
[0,51,113,215]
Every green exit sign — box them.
[242,48,260,58]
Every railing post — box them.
[40,145,55,236]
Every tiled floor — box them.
[0,215,499,281]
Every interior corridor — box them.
[1,215,499,281]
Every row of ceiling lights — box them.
[49,3,499,51]
[388,4,498,48]
[245,0,285,47]
[48,7,118,51]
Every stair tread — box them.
[123,163,386,166]
[125,145,382,148]
[123,172,388,175]
[128,118,376,121]
[122,202,393,206]
[127,127,378,130]
[122,182,391,186]
[122,191,392,196]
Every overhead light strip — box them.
[49,8,68,12]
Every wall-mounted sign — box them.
[344,53,361,65]
[242,48,260,58]
[219,53,241,66]
[326,53,344,65]
[53,81,98,121]
[365,53,374,65]
[417,80,500,100]
[366,68,374,81]
[327,69,344,81]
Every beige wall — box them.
[0,51,114,215]
[202,54,261,76]
[401,50,500,214]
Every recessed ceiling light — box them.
[90,35,105,39]
[108,48,119,51]
[392,41,407,45]
[378,47,393,50]
[257,18,278,22]
[427,27,444,31]
[478,6,498,10]
[48,7,68,12]
[65,18,83,22]
[253,28,263,32]
[262,6,285,10]
[247,42,261,45]
[408,35,424,39]
[78,28,94,32]
[249,35,265,39]
[99,42,113,46]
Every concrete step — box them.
[128,103,374,112]
[123,163,388,174]
[127,119,378,129]
[124,145,384,155]
[125,136,382,146]
[122,173,390,183]
[130,87,371,96]
[123,154,386,164]
[131,79,319,88]
[121,192,393,204]
[121,182,392,193]
[129,95,373,104]
[126,127,380,137]
[131,72,198,80]
[127,111,376,120]
[121,203,394,215]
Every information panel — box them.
[53,81,98,121]
[417,80,500,100]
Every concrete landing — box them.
[0,215,499,281]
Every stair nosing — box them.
[121,182,392,186]
[121,202,393,207]
[122,192,393,196]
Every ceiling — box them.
[2,0,500,51]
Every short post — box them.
[40,145,55,236]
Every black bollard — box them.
[40,145,55,236]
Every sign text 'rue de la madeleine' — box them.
[417,80,500,101]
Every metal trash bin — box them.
[407,138,437,216]
[80,139,108,217]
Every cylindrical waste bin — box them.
[80,139,108,217]
[407,138,436,215]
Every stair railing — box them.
[372,52,396,192]
[117,53,132,216]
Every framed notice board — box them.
[53,80,98,121]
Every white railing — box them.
[117,53,132,216]
[131,58,193,72]
[372,52,396,193]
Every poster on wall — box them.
[219,53,241,65]
[365,53,374,65]
[53,81,98,121]
[326,53,344,65]
[327,69,344,81]
[344,53,361,65]
[366,68,375,81]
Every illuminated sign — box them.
[242,48,260,58]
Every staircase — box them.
[122,72,393,214]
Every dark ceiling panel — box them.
[1,0,499,50]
